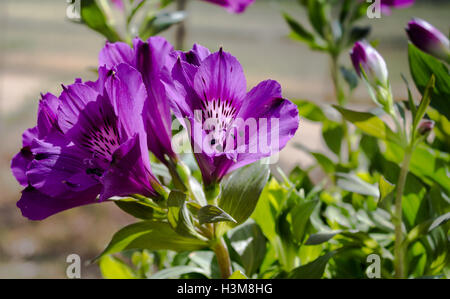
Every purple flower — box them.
[350,41,389,87]
[110,0,143,11]
[11,64,163,220]
[406,18,450,63]
[111,0,125,11]
[169,45,299,186]
[201,0,255,14]
[380,0,414,14]
[99,37,177,165]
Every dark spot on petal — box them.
[35,153,48,160]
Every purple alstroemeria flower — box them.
[99,37,177,165]
[350,41,389,87]
[202,0,254,14]
[168,45,299,186]
[406,18,450,63]
[380,0,414,14]
[11,64,163,220]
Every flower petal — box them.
[17,186,101,221]
[26,138,100,198]
[100,134,158,201]
[99,41,135,69]
[193,49,247,111]
[228,80,299,173]
[58,83,101,133]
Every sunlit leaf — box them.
[99,255,136,279]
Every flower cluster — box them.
[11,37,299,220]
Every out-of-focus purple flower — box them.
[350,41,389,87]
[169,45,299,186]
[11,64,163,220]
[380,0,414,14]
[111,0,125,11]
[201,0,255,14]
[110,0,144,11]
[99,37,177,165]
[418,120,435,136]
[406,18,450,63]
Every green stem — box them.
[212,236,232,279]
[330,55,352,163]
[393,146,413,279]
[175,0,187,50]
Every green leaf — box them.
[334,106,401,144]
[312,152,335,174]
[283,12,315,42]
[413,75,435,133]
[340,66,359,91]
[198,205,237,225]
[348,26,371,46]
[288,251,336,278]
[289,199,319,243]
[99,255,136,279]
[378,176,395,203]
[80,0,121,42]
[251,178,284,242]
[139,11,186,40]
[228,220,266,276]
[401,74,417,121]
[307,0,328,37]
[219,161,270,226]
[96,221,208,260]
[322,120,344,156]
[408,43,450,120]
[189,176,207,206]
[114,199,159,220]
[283,13,327,51]
[336,173,379,197]
[294,99,327,122]
[305,231,342,245]
[405,212,450,245]
[229,270,247,279]
[167,190,200,238]
[385,142,450,194]
[149,266,207,279]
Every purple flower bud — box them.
[350,41,389,87]
[418,120,435,136]
[406,18,450,63]
[202,0,254,14]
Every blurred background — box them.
[0,0,448,278]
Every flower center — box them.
[79,113,121,165]
[201,98,237,149]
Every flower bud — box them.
[351,41,389,86]
[406,18,450,63]
[418,120,435,136]
[350,42,393,113]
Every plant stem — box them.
[212,236,232,278]
[393,146,413,279]
[331,55,346,106]
[175,0,187,50]
[330,54,352,163]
